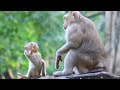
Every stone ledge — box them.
[38,72,120,79]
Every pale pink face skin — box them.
[24,43,32,55]
[63,11,80,30]
[63,13,73,30]
[63,20,67,30]
[24,42,39,55]
[63,19,71,30]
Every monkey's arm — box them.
[55,28,84,69]
[24,50,31,56]
[56,28,84,56]
[29,53,41,67]
[55,43,71,69]
[56,42,71,56]
[29,59,39,67]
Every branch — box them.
[86,11,105,18]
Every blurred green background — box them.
[0,11,105,79]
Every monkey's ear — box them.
[72,11,80,20]
[32,44,39,51]
[32,45,36,49]
[32,45,37,52]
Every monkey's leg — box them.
[41,60,46,76]
[20,75,29,79]
[73,67,80,74]
[30,70,41,79]
[31,69,41,79]
[53,51,75,76]
[88,67,105,73]
[88,60,106,73]
[31,75,41,79]
[26,68,34,79]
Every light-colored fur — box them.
[53,11,106,76]
[18,42,46,79]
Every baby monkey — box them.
[18,42,46,79]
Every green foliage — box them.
[0,11,65,78]
[0,11,105,79]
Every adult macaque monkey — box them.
[53,11,107,76]
[18,42,46,79]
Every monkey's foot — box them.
[19,76,28,79]
[31,75,42,79]
[18,73,23,77]
[42,73,46,77]
[17,73,28,79]
[53,71,64,77]
[53,71,73,77]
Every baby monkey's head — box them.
[24,42,39,53]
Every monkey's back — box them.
[79,16,106,56]
[75,17,107,69]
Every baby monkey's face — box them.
[24,43,32,51]
[24,42,39,53]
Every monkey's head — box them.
[63,11,80,30]
[24,42,39,53]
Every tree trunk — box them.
[105,11,120,75]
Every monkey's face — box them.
[24,43,32,50]
[24,42,39,54]
[63,11,80,30]
[63,12,74,30]
[24,43,32,55]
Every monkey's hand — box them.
[18,73,24,79]
[55,55,62,69]
[24,50,31,56]
[18,73,28,79]
[20,75,28,79]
